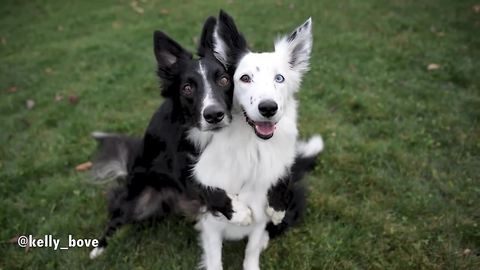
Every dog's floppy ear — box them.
[275,18,313,75]
[197,16,217,57]
[213,10,248,68]
[154,31,193,78]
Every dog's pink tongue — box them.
[255,122,276,136]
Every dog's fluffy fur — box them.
[89,11,322,270]
[191,11,316,270]
[89,17,238,259]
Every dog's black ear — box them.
[153,31,193,77]
[153,31,193,96]
[197,16,217,57]
[213,10,248,68]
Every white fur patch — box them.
[265,206,286,225]
[197,61,230,131]
[228,194,253,226]
[89,247,105,259]
[198,62,214,109]
[198,62,215,130]
[91,131,112,139]
[296,134,324,158]
[187,128,213,151]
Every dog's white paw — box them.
[229,197,253,226]
[266,206,285,225]
[89,247,105,259]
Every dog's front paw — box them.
[89,247,105,259]
[228,197,253,226]
[266,206,285,225]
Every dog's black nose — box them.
[203,105,225,124]
[258,100,278,118]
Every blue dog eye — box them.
[275,74,285,83]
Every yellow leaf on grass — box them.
[76,161,93,171]
[427,63,440,70]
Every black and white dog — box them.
[89,12,322,270]
[189,11,320,270]
[89,17,239,258]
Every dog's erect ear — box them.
[213,10,248,67]
[197,16,217,57]
[275,18,313,74]
[154,31,193,77]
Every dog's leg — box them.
[90,186,136,260]
[266,179,289,225]
[243,225,270,270]
[228,194,253,226]
[199,218,224,270]
[191,182,253,226]
[90,212,129,259]
[266,138,322,225]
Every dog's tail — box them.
[90,131,142,183]
[292,134,324,182]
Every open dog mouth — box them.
[243,110,277,140]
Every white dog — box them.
[191,11,318,270]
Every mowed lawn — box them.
[1,0,479,269]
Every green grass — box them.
[1,0,479,269]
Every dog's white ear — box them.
[213,10,248,68]
[275,18,313,74]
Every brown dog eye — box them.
[218,76,229,87]
[240,74,251,83]
[182,83,193,96]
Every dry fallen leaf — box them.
[130,1,144,14]
[473,4,480,13]
[112,21,122,29]
[192,36,199,46]
[160,8,170,15]
[6,86,17,93]
[427,63,440,71]
[54,93,64,102]
[76,161,93,171]
[69,95,79,104]
[8,235,20,243]
[430,26,445,37]
[26,99,35,109]
[1,36,6,45]
[45,67,54,75]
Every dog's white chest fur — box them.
[192,109,297,231]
